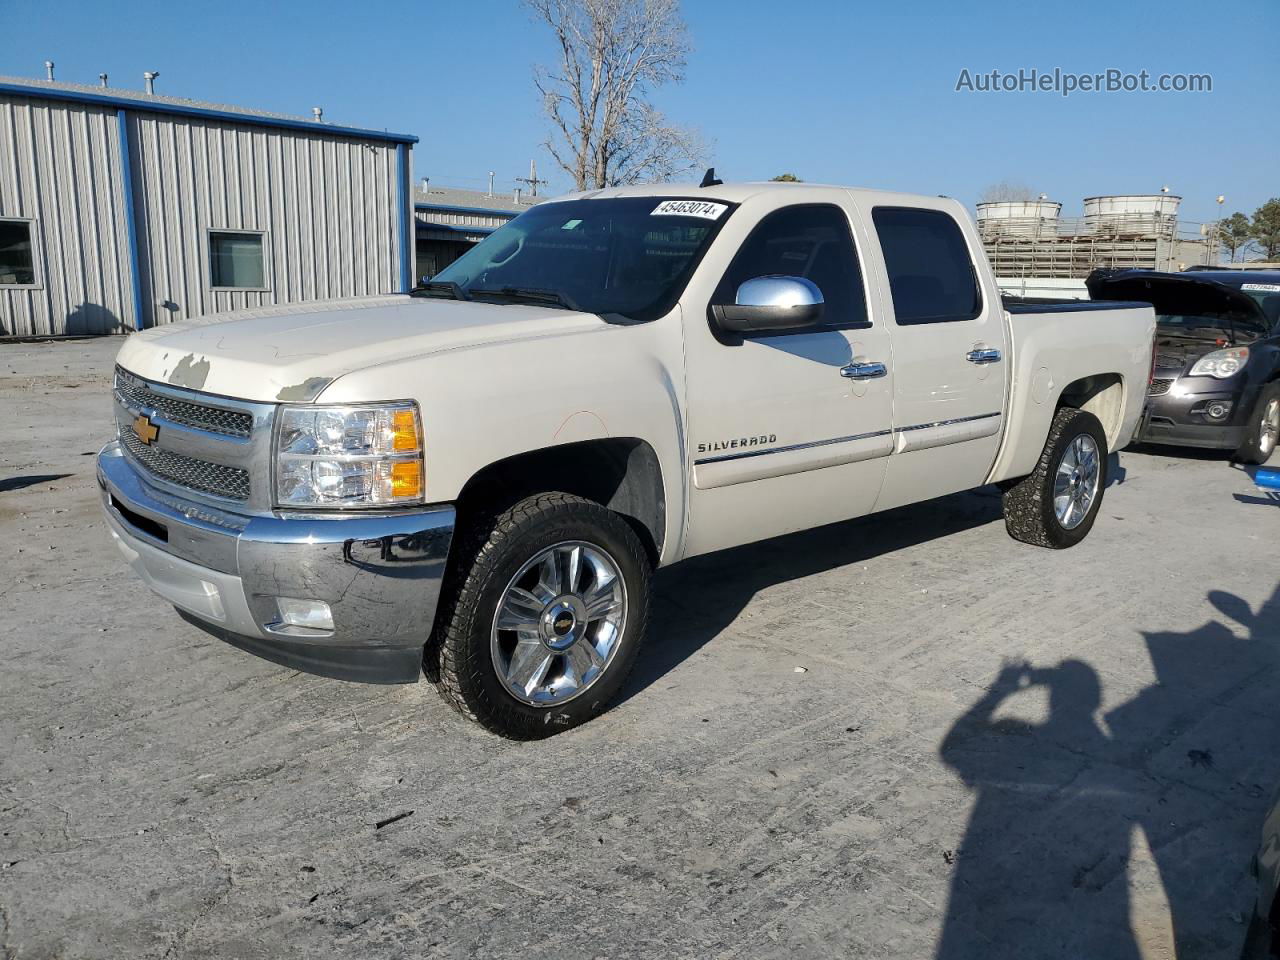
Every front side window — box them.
[0,219,36,286]
[209,231,266,289]
[873,207,981,324]
[714,204,868,330]
[429,197,733,322]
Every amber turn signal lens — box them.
[390,459,423,499]
[391,409,420,452]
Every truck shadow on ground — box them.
[627,456,1126,702]
[623,485,1007,702]
[935,582,1280,959]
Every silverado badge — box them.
[133,413,160,446]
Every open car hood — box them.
[1086,270,1266,324]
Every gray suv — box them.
[1088,269,1280,464]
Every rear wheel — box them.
[1003,407,1108,549]
[428,492,650,739]
[1235,385,1280,466]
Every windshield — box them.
[1237,283,1280,332]
[1157,308,1269,343]
[426,196,733,321]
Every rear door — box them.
[863,203,1009,510]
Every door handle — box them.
[966,348,1002,364]
[840,361,887,380]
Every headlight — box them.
[1189,346,1249,379]
[275,402,424,508]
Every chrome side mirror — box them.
[711,276,824,334]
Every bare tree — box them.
[980,181,1037,203]
[527,0,706,190]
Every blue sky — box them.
[3,0,1275,222]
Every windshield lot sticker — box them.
[1241,283,1280,292]
[651,199,728,220]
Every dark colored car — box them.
[1087,269,1280,463]
[1242,786,1280,958]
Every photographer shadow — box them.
[937,584,1280,959]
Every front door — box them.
[680,198,895,558]
[863,203,1010,511]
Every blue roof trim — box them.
[414,202,525,218]
[0,82,419,144]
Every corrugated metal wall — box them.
[415,208,512,231]
[0,95,134,336]
[128,111,402,327]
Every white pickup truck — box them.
[98,181,1155,738]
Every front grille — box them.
[1148,378,1174,397]
[121,428,251,501]
[115,371,252,438]
[1154,354,1185,373]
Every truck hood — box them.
[116,296,609,401]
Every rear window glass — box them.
[873,207,981,324]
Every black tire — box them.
[427,492,651,739]
[1002,407,1109,549]
[1235,383,1280,466]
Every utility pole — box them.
[514,159,548,198]
[1216,194,1226,264]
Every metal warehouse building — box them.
[413,185,539,280]
[0,75,417,337]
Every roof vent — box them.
[143,71,159,95]
[99,73,109,88]
[44,60,54,82]
[312,106,323,122]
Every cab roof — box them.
[549,181,956,209]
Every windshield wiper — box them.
[468,286,581,311]
[410,280,470,302]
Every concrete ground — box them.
[2,337,1277,960]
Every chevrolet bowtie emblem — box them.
[133,414,160,446]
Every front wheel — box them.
[1235,385,1280,466]
[1002,407,1109,549]
[428,492,651,739]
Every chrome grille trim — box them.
[1148,378,1174,398]
[120,428,251,501]
[112,368,277,513]
[114,368,253,438]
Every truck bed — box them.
[1002,296,1153,314]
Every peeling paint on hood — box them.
[276,377,333,402]
[168,354,211,390]
[114,295,610,402]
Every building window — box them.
[209,231,267,290]
[0,219,37,286]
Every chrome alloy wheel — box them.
[490,541,627,706]
[1260,398,1279,460]
[1053,434,1101,530]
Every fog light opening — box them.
[1205,401,1232,421]
[275,597,334,632]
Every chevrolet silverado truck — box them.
[98,181,1156,738]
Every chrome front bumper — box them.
[97,441,455,683]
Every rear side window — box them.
[714,204,868,330]
[873,207,981,324]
